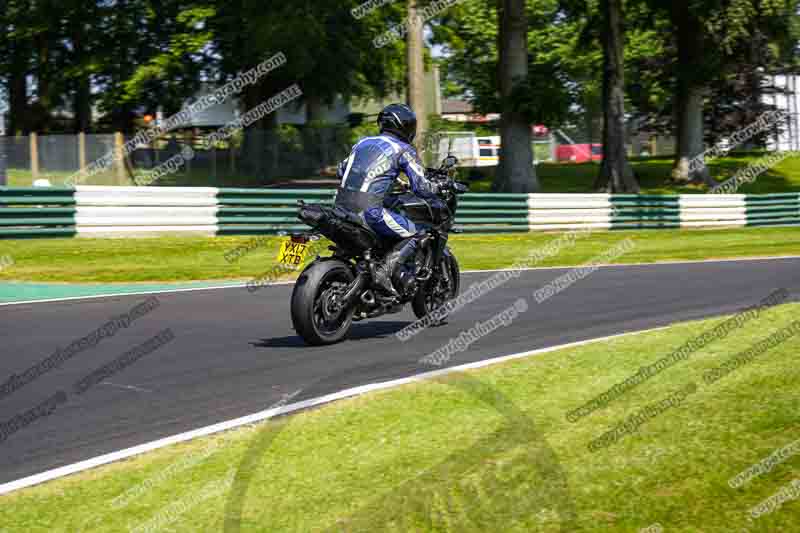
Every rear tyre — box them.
[291,260,356,345]
[412,249,460,322]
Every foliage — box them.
[629,0,800,146]
[431,0,575,128]
[1,0,409,133]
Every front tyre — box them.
[412,249,460,322]
[291,260,356,345]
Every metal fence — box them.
[2,121,686,191]
[0,127,354,189]
[0,115,792,190]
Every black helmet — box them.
[377,103,417,144]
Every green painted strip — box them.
[216,225,310,235]
[218,188,334,195]
[612,208,681,216]
[217,207,299,214]
[611,200,680,206]
[610,221,682,230]
[0,207,77,216]
[746,218,800,227]
[217,216,299,224]
[454,217,529,224]
[0,280,245,304]
[745,212,800,222]
[612,194,679,200]
[744,206,800,215]
[611,215,682,222]
[0,197,77,205]
[0,218,75,226]
[462,193,530,199]
[743,199,800,206]
[744,193,800,200]
[217,199,334,206]
[458,209,530,215]
[0,187,75,194]
[459,201,528,208]
[0,227,77,238]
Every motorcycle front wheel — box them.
[291,260,356,345]
[412,249,460,322]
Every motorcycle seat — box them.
[332,206,378,239]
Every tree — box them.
[496,0,537,192]
[407,0,427,151]
[668,1,714,184]
[594,0,639,192]
[637,0,800,183]
[209,0,406,179]
[0,1,33,134]
[431,0,581,190]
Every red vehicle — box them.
[556,143,603,163]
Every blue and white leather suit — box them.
[334,133,440,240]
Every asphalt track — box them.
[1,257,798,486]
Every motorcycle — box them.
[287,155,468,345]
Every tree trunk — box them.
[594,0,639,193]
[242,84,280,181]
[74,78,91,133]
[304,94,328,174]
[8,37,29,135]
[669,2,712,184]
[671,85,711,183]
[495,0,537,193]
[407,0,427,151]
[72,27,91,133]
[305,94,325,124]
[36,33,52,132]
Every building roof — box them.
[442,99,474,114]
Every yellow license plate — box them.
[276,239,310,268]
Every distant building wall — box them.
[350,64,443,118]
[765,75,800,151]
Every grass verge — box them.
[467,152,800,194]
[0,226,799,283]
[1,303,798,532]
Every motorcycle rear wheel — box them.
[291,260,356,345]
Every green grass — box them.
[1,226,799,283]
[1,303,797,532]
[466,152,800,194]
[7,168,78,187]
[6,167,313,188]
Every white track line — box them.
[2,254,799,307]
[0,325,668,496]
[464,254,800,274]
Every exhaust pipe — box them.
[340,272,367,307]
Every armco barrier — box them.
[0,186,798,238]
[0,187,78,238]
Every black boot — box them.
[373,236,419,297]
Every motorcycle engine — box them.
[393,264,418,298]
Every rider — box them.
[334,103,443,297]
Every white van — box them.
[437,133,544,168]
[437,134,499,168]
